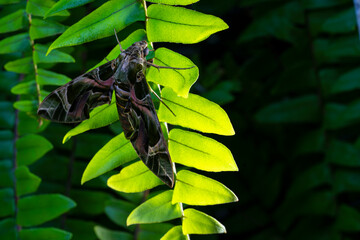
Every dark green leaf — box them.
[325,139,360,166]
[105,199,136,228]
[0,160,13,188]
[17,194,76,227]
[0,33,30,54]
[94,226,132,240]
[16,134,53,166]
[26,0,70,17]
[0,9,26,33]
[30,18,67,40]
[45,0,95,18]
[0,218,16,240]
[335,205,360,231]
[255,95,320,124]
[0,102,15,129]
[0,188,15,218]
[321,8,356,34]
[19,228,72,240]
[15,166,41,196]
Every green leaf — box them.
[159,88,235,135]
[325,139,360,166]
[161,226,188,240]
[0,130,14,158]
[147,4,228,43]
[321,8,356,34]
[16,166,41,196]
[47,0,145,54]
[146,48,198,98]
[139,223,173,239]
[64,219,97,240]
[107,160,163,193]
[0,33,30,54]
[30,18,67,40]
[330,68,360,95]
[37,68,71,86]
[94,226,132,240]
[17,194,76,227]
[45,0,95,18]
[127,190,182,225]
[147,0,199,5]
[4,57,34,74]
[105,199,136,228]
[19,228,72,240]
[334,169,360,193]
[90,29,147,70]
[34,44,75,64]
[81,133,137,184]
[0,160,13,188]
[70,190,112,215]
[182,208,226,235]
[0,9,26,33]
[26,0,70,17]
[172,170,238,205]
[63,99,118,143]
[11,81,36,95]
[169,129,237,171]
[13,100,37,112]
[0,102,15,129]
[255,95,320,123]
[16,134,53,166]
[335,205,360,231]
[0,218,16,240]
[0,188,15,218]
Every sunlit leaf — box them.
[182,208,226,235]
[161,226,188,240]
[127,190,181,225]
[172,170,238,205]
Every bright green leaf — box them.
[255,95,320,123]
[158,88,235,135]
[161,226,188,240]
[182,208,226,235]
[45,0,95,18]
[94,226,132,240]
[173,170,238,205]
[37,68,71,86]
[34,44,75,64]
[147,0,199,5]
[0,9,26,33]
[30,18,67,40]
[17,194,76,227]
[5,57,33,74]
[169,129,237,171]
[147,4,228,43]
[127,190,182,225]
[146,48,198,97]
[47,0,145,54]
[26,0,69,17]
[19,228,72,240]
[107,160,163,193]
[16,166,41,196]
[0,33,30,54]
[0,188,15,218]
[81,133,137,184]
[16,134,53,166]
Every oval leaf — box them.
[146,48,198,98]
[127,190,182,225]
[15,166,41,196]
[17,194,76,227]
[158,88,235,136]
[107,161,163,193]
[16,134,53,166]
[19,227,72,240]
[0,33,30,54]
[147,4,228,43]
[161,225,187,240]
[37,68,71,86]
[34,44,74,64]
[30,19,67,40]
[81,133,137,184]
[182,208,226,235]
[0,9,26,33]
[94,226,132,240]
[147,0,199,5]
[4,57,33,74]
[45,0,95,18]
[47,0,145,54]
[172,170,238,205]
[169,129,238,171]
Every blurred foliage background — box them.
[3,0,360,239]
